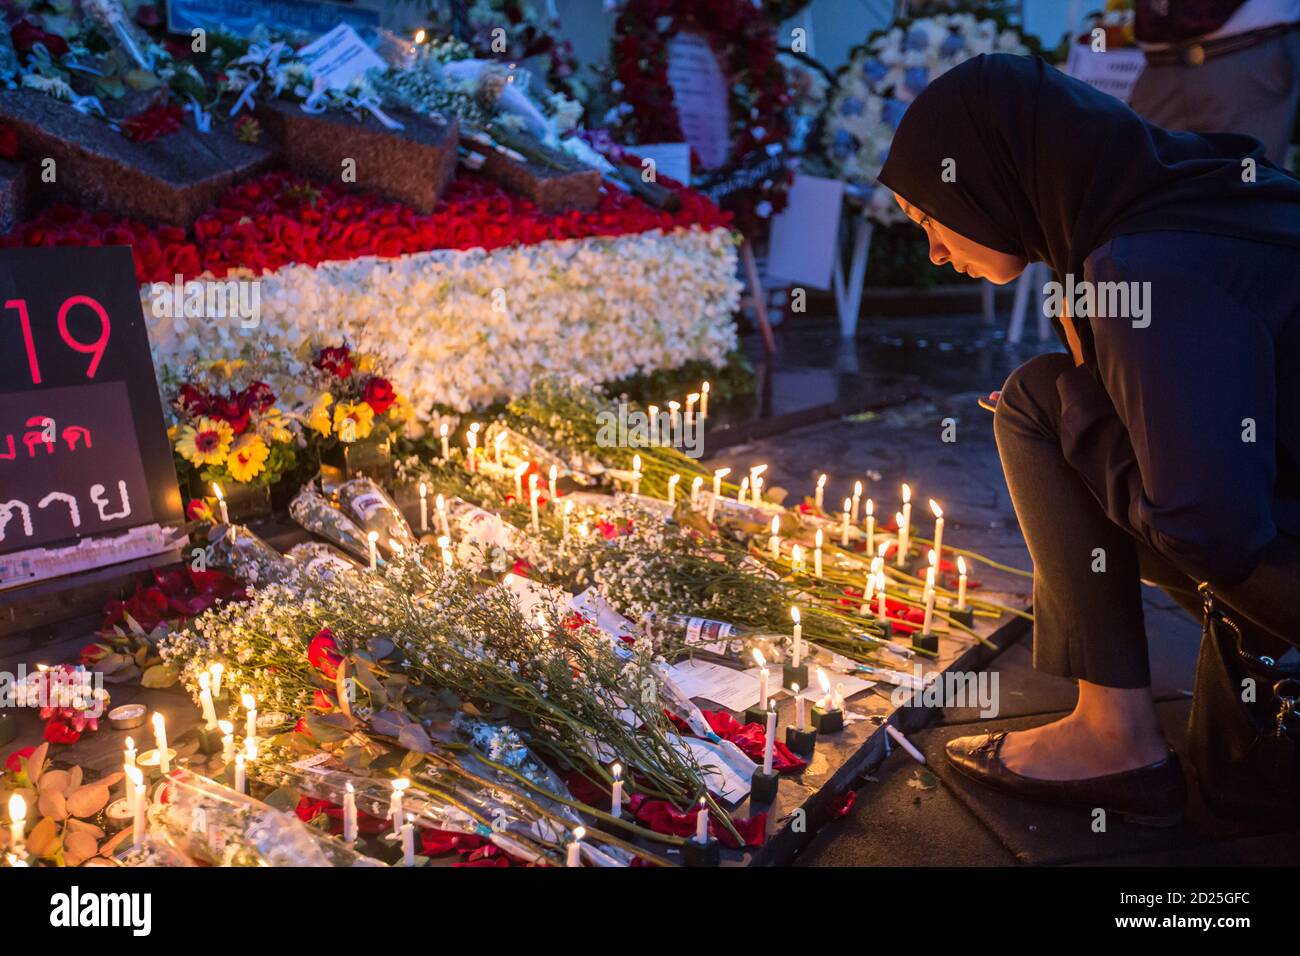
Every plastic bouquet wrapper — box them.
[205,523,293,586]
[285,542,364,582]
[290,483,372,564]
[453,714,584,830]
[447,496,523,552]
[142,768,386,867]
[483,422,603,485]
[338,478,418,556]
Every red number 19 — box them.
[4,294,111,383]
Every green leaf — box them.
[263,787,300,812]
[123,69,161,91]
[140,663,179,688]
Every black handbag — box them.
[1187,583,1300,823]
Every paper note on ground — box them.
[675,736,755,803]
[298,24,386,90]
[668,658,764,711]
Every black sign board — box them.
[0,246,182,557]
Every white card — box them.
[766,173,845,290]
[298,24,386,90]
[632,142,693,186]
[675,736,756,803]
[667,658,763,711]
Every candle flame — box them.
[958,556,967,575]
[687,392,700,403]
[549,464,558,481]
[392,778,410,791]
[751,463,768,477]
[817,473,827,488]
[218,721,232,735]
[494,432,506,447]
[440,423,448,437]
[771,515,779,535]
[691,476,703,490]
[866,498,874,516]
[815,529,823,548]
[701,381,710,394]
[573,826,586,841]
[436,493,445,509]
[843,497,852,513]
[668,400,680,411]
[469,422,480,434]
[611,763,622,780]
[791,606,801,625]
[346,782,354,795]
[714,466,731,479]
[668,474,680,487]
[854,480,862,496]
[929,548,938,566]
[125,765,143,787]
[514,462,528,477]
[198,670,210,690]
[752,649,766,667]
[902,483,911,503]
[125,735,134,749]
[414,28,426,43]
[817,667,831,695]
[632,454,641,472]
[9,793,26,822]
[242,692,255,710]
[152,711,165,731]
[419,482,427,497]
[367,531,378,543]
[211,482,224,501]
[791,683,800,694]
[564,499,574,514]
[929,499,942,518]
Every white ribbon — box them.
[187,95,212,133]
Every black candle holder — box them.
[750,769,780,804]
[782,663,808,690]
[912,631,939,654]
[812,706,844,734]
[743,705,770,727]
[785,724,817,758]
[196,725,224,756]
[682,837,721,867]
[872,620,893,640]
[949,607,975,628]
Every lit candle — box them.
[706,490,717,524]
[815,473,827,512]
[233,752,246,794]
[245,735,258,762]
[563,499,573,542]
[549,465,558,501]
[712,467,730,502]
[124,734,137,768]
[528,469,539,499]
[130,773,146,847]
[8,794,26,856]
[817,667,832,709]
[493,431,506,465]
[242,692,256,750]
[700,381,710,418]
[530,487,540,532]
[791,543,804,573]
[211,662,224,699]
[877,570,888,622]
[753,649,769,706]
[794,685,806,730]
[567,827,584,866]
[610,763,624,819]
[668,401,681,442]
[841,497,851,547]
[367,531,379,571]
[198,671,217,729]
[631,454,641,497]
[865,498,875,554]
[814,528,824,578]
[791,606,802,668]
[769,515,781,561]
[648,405,660,445]
[929,499,944,571]
[390,778,408,835]
[125,764,141,817]
[466,424,479,472]
[899,483,912,564]
[860,563,876,614]
[834,682,846,711]
[694,797,709,844]
[212,482,229,525]
[667,473,680,506]
[852,480,862,524]
[737,476,749,503]
[957,556,968,610]
[749,464,767,497]
[151,711,170,774]
[436,493,450,537]
[685,392,698,426]
[439,423,449,462]
[438,535,453,570]
[762,704,777,775]
[752,475,764,505]
[690,476,703,510]
[343,782,358,843]
[219,720,234,762]
[922,552,937,636]
[418,482,428,533]
[401,814,415,866]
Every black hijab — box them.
[878,54,1300,294]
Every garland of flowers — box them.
[601,0,792,236]
[820,9,1041,224]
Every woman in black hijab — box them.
[878,53,1300,825]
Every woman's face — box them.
[895,196,1028,285]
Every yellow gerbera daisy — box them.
[261,407,293,443]
[227,433,270,483]
[333,401,375,443]
[175,417,233,466]
[308,393,334,437]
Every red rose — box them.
[313,345,354,379]
[121,104,185,144]
[11,19,69,56]
[362,377,396,415]
[240,380,276,412]
[5,747,35,774]
[43,716,82,745]
[308,628,343,680]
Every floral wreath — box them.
[821,8,1042,224]
[605,0,792,236]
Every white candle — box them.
[245,734,258,761]
[242,692,256,750]
[124,734,137,768]
[749,464,767,497]
[466,424,479,472]
[418,482,428,532]
[737,476,749,503]
[922,557,937,636]
[795,687,806,730]
[841,498,851,547]
[234,752,246,794]
[899,484,912,564]
[549,465,558,502]
[439,535,453,569]
[694,798,709,844]
[131,781,146,847]
[860,569,875,614]
[957,556,968,610]
[367,531,379,571]
[791,606,802,668]
[436,493,450,537]
[817,667,832,709]
[762,705,777,775]
[700,381,710,418]
[401,814,415,866]
[690,476,703,510]
[706,491,717,524]
[125,764,142,817]
[390,778,408,835]
[866,498,875,554]
[852,480,863,524]
[791,543,803,573]
[211,662,224,699]
[530,488,540,532]
[814,528,824,578]
[895,512,907,567]
[212,482,229,524]
[815,473,827,512]
[929,499,944,571]
[667,473,679,506]
[610,763,624,819]
[712,467,730,502]
[769,515,780,561]
[151,711,169,774]
[648,405,659,445]
[219,720,234,762]
[8,794,26,856]
[685,392,698,427]
[198,671,217,729]
[439,423,449,462]
[343,783,358,843]
[877,570,888,622]
[493,431,506,465]
[668,401,681,442]
[631,454,641,497]
[753,649,769,706]
[563,499,573,542]
[834,682,846,711]
[567,827,584,866]
[752,475,764,505]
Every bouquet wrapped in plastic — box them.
[290,483,372,564]
[338,478,417,556]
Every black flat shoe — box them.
[944,732,1187,827]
